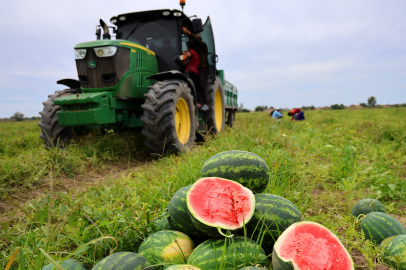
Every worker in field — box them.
[271,108,283,119]
[288,108,305,121]
[182,27,209,111]
[182,42,200,100]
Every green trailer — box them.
[38,7,237,154]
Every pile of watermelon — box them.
[43,150,357,270]
[351,198,406,269]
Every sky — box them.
[1,0,406,117]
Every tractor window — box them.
[117,18,181,71]
[181,36,189,51]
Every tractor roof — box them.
[110,9,190,26]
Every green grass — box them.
[1,108,406,269]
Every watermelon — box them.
[164,265,201,270]
[138,230,195,265]
[186,177,255,237]
[152,217,174,232]
[350,198,386,219]
[168,185,202,236]
[201,150,270,193]
[91,252,154,270]
[188,236,268,270]
[273,221,354,270]
[380,235,406,269]
[42,259,87,270]
[360,212,406,244]
[246,193,302,251]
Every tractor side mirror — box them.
[192,18,203,33]
[96,28,101,40]
[211,54,218,63]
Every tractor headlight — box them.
[75,49,87,59]
[93,46,118,57]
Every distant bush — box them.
[255,106,265,112]
[360,103,367,107]
[330,104,345,110]
[302,105,315,110]
[242,109,251,113]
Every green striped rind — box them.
[164,265,202,270]
[246,194,302,250]
[271,249,293,270]
[42,260,87,270]
[201,150,270,193]
[188,237,268,270]
[360,212,406,244]
[186,178,255,236]
[351,198,386,218]
[168,185,202,236]
[187,208,222,237]
[152,217,174,232]
[91,252,154,270]
[138,230,195,264]
[380,235,406,269]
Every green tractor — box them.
[38,6,238,154]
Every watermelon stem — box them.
[370,195,380,207]
[217,228,234,238]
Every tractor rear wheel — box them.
[201,76,225,134]
[141,79,197,154]
[38,88,81,149]
[226,110,235,128]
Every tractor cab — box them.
[110,9,217,80]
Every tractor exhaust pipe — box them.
[100,19,111,39]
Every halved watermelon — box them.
[186,177,255,237]
[273,221,354,270]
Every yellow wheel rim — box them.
[175,98,191,145]
[215,89,223,131]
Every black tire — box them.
[141,79,197,154]
[226,110,235,128]
[38,88,81,149]
[201,76,226,134]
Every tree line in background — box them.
[0,112,40,122]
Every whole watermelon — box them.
[91,252,154,270]
[360,212,406,244]
[201,150,269,193]
[164,265,201,270]
[152,217,174,232]
[168,185,202,236]
[42,259,87,270]
[381,235,406,269]
[246,193,302,251]
[138,230,195,265]
[351,198,386,219]
[188,237,268,270]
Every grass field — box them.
[1,108,406,269]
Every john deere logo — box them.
[88,60,96,68]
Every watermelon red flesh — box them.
[274,221,354,270]
[187,177,255,230]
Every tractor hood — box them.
[74,39,155,56]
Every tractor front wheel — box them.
[141,80,197,154]
[201,76,226,134]
[38,88,81,149]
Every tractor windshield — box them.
[117,18,180,72]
